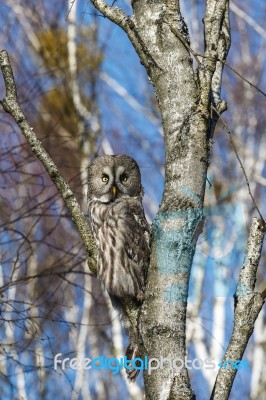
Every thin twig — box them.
[206,176,212,188]
[167,21,266,98]
[213,105,266,227]
[165,20,201,64]
[0,50,98,273]
[198,54,266,98]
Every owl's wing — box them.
[122,199,151,270]
[100,197,151,301]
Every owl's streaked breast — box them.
[88,196,151,301]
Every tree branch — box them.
[209,1,230,136]
[210,1,230,110]
[90,0,128,25]
[199,0,229,117]
[211,217,265,400]
[90,0,162,72]
[0,49,97,275]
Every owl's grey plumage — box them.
[87,154,151,304]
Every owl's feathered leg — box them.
[125,330,143,382]
[125,340,140,382]
[108,293,142,381]
[121,299,142,382]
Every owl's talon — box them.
[127,367,140,382]
[125,344,141,382]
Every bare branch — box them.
[90,0,128,25]
[237,218,265,294]
[90,0,162,72]
[214,107,266,226]
[0,49,97,274]
[199,54,266,98]
[166,22,266,100]
[204,0,229,59]
[211,218,265,400]
[211,2,230,109]
[199,0,230,116]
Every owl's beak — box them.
[112,186,117,198]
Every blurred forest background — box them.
[0,1,265,399]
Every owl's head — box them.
[87,154,143,203]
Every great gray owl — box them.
[87,154,151,304]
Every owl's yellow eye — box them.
[120,174,127,183]
[102,175,109,183]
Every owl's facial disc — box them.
[87,154,142,203]
[115,165,140,197]
[114,166,128,196]
[93,166,113,202]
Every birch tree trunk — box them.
[90,1,230,398]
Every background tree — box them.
[0,1,266,399]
